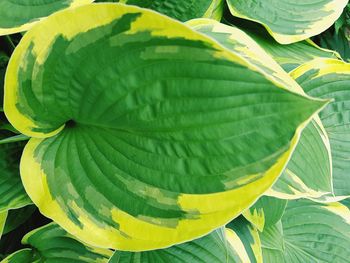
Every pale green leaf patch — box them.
[0,0,94,35]
[260,199,350,262]
[226,0,348,44]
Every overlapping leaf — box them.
[109,229,242,263]
[0,133,31,213]
[0,212,6,238]
[289,58,350,199]
[0,0,93,35]
[0,223,112,263]
[226,0,348,44]
[226,217,262,263]
[220,17,340,72]
[5,3,326,251]
[118,0,224,21]
[243,196,287,232]
[268,116,334,200]
[260,200,350,262]
[188,19,334,201]
[2,205,36,235]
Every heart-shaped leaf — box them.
[5,3,326,250]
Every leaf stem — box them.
[5,35,15,50]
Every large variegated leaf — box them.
[260,200,350,262]
[290,59,350,199]
[243,196,287,232]
[226,0,348,44]
[188,19,334,201]
[0,133,31,212]
[109,229,242,263]
[0,0,93,35]
[118,0,224,21]
[226,217,262,263]
[5,3,326,250]
[0,223,112,263]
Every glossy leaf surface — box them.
[5,3,325,250]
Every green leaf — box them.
[319,29,350,62]
[0,134,29,145]
[0,249,36,263]
[2,205,36,235]
[0,223,112,263]
[187,19,304,92]
[243,196,287,232]
[227,217,263,263]
[290,58,350,198]
[220,17,340,72]
[0,134,31,213]
[118,0,224,21]
[0,211,7,238]
[109,228,242,263]
[5,3,326,250]
[269,117,333,200]
[0,51,9,103]
[0,0,94,35]
[341,198,350,208]
[188,19,335,202]
[260,199,350,262]
[226,0,348,44]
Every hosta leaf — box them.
[0,0,93,36]
[188,19,334,201]
[243,196,287,232]
[290,59,350,198]
[187,19,305,94]
[0,134,31,212]
[227,217,262,263]
[0,223,112,263]
[118,0,224,21]
[5,3,326,250]
[319,28,350,62]
[341,198,350,208]
[221,17,340,72]
[0,51,9,101]
[109,229,242,263]
[238,30,339,72]
[226,0,348,44]
[260,200,350,262]
[2,205,36,235]
[268,116,334,200]
[0,211,7,237]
